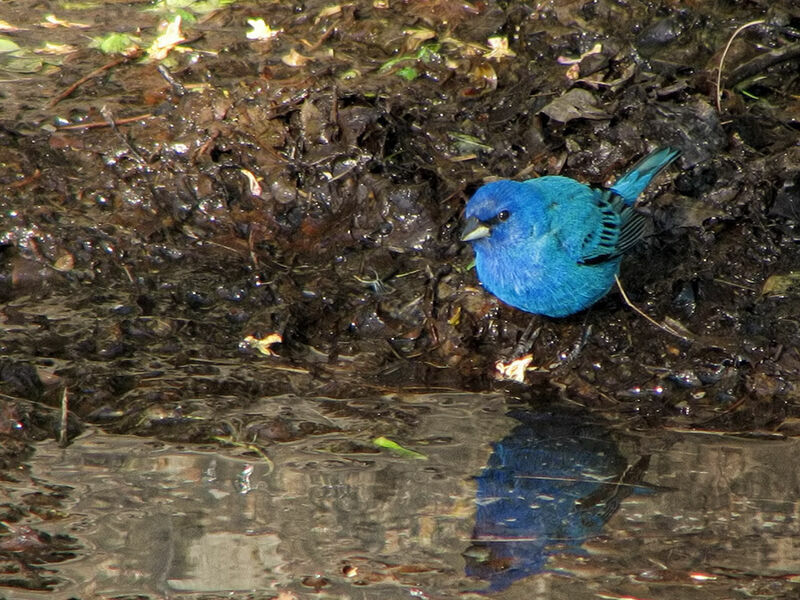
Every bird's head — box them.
[461,180,544,250]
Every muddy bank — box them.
[1,0,799,455]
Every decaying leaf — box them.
[448,132,493,153]
[240,169,262,196]
[485,36,515,60]
[0,37,21,54]
[0,19,23,32]
[242,333,283,356]
[316,5,342,22]
[2,54,43,73]
[463,61,497,95]
[53,253,75,272]
[557,42,603,65]
[41,14,90,29]
[495,354,534,383]
[246,18,281,41]
[282,48,312,67]
[539,88,609,122]
[565,62,581,80]
[147,16,186,61]
[762,272,800,298]
[404,26,436,51]
[35,42,77,55]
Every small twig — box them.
[59,387,69,448]
[716,19,765,113]
[101,105,147,164]
[713,277,757,292]
[212,436,275,473]
[615,275,691,341]
[248,226,260,268]
[55,113,154,130]
[726,41,800,89]
[7,168,41,189]
[122,264,135,284]
[692,395,748,427]
[301,27,334,51]
[49,55,131,108]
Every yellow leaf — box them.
[282,48,312,67]
[42,14,90,29]
[495,354,534,383]
[246,18,281,41]
[148,16,186,61]
[485,36,515,60]
[242,333,283,356]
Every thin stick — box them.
[615,275,690,341]
[59,387,69,448]
[101,106,146,164]
[55,113,154,131]
[726,41,800,89]
[7,168,41,189]
[716,19,765,113]
[49,55,130,108]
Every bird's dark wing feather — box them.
[579,190,648,266]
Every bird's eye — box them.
[497,210,510,222]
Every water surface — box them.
[8,395,800,599]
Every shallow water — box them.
[7,394,800,599]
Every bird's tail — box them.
[610,147,681,205]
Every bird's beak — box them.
[461,216,490,242]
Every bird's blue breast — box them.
[473,239,620,318]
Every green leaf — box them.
[448,132,494,153]
[171,8,197,23]
[396,66,418,81]
[90,32,139,55]
[373,436,428,460]
[378,54,410,74]
[0,37,21,54]
[191,0,235,14]
[416,42,441,62]
[338,68,360,80]
[1,55,43,73]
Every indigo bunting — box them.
[461,147,680,317]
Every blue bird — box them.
[461,147,680,317]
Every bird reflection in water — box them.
[464,408,651,592]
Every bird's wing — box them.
[578,190,648,265]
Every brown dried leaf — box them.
[539,88,609,122]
